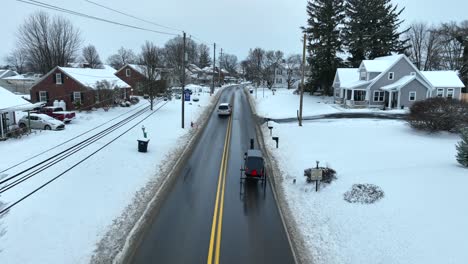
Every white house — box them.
[333,54,465,109]
[0,86,36,139]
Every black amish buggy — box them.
[240,149,266,183]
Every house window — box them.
[73,91,82,104]
[373,91,385,102]
[126,69,131,77]
[56,73,62,84]
[388,72,394,80]
[436,88,444,97]
[447,88,454,99]
[409,91,416,101]
[39,91,47,102]
[354,90,366,101]
[410,72,416,76]
[360,71,366,80]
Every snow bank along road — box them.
[130,86,295,264]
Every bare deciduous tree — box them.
[140,41,165,110]
[5,48,28,73]
[82,45,103,69]
[164,36,199,83]
[220,53,238,76]
[106,47,138,70]
[198,43,211,69]
[17,11,82,74]
[285,54,301,89]
[263,50,284,88]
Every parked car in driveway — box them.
[37,106,76,123]
[18,113,65,130]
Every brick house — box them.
[30,66,131,110]
[115,64,180,95]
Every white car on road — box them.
[217,103,232,116]
[18,113,65,130]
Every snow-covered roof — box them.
[0,69,19,79]
[128,64,148,76]
[381,76,416,91]
[342,80,372,89]
[421,71,465,88]
[361,55,402,72]
[336,68,359,86]
[0,86,33,113]
[58,66,130,89]
[3,75,35,81]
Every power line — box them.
[0,101,169,216]
[84,0,183,33]
[17,0,178,36]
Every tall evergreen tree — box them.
[344,0,410,67]
[304,0,345,95]
[198,43,211,68]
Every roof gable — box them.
[367,54,435,91]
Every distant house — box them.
[272,64,301,88]
[0,86,35,139]
[333,54,465,109]
[0,69,19,79]
[115,64,179,94]
[30,66,131,110]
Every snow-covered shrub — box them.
[344,184,384,204]
[304,166,337,184]
[456,128,468,167]
[407,98,468,133]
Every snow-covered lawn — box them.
[0,85,219,263]
[251,87,406,119]
[263,119,467,264]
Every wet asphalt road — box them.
[131,85,295,264]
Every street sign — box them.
[309,169,323,181]
[184,91,191,101]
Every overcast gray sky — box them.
[1,0,467,66]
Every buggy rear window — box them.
[246,157,263,170]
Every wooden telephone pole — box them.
[181,32,186,129]
[299,33,306,127]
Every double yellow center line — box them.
[207,114,233,264]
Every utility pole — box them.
[212,43,216,94]
[299,33,306,127]
[219,48,223,85]
[182,32,186,129]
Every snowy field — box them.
[249,88,468,263]
[250,86,406,119]
[0,85,219,263]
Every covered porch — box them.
[342,88,368,108]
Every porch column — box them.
[0,114,4,139]
[351,89,355,101]
[388,92,393,109]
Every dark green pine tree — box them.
[456,128,468,167]
[304,0,345,96]
[344,0,410,67]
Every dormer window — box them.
[56,73,62,84]
[360,71,366,80]
[126,68,131,77]
[388,72,394,80]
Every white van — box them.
[217,103,232,116]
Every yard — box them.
[250,87,468,264]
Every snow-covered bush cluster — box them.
[343,184,384,204]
